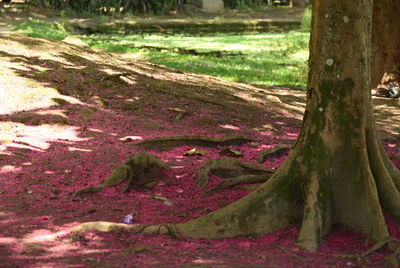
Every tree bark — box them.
[173,0,399,251]
[72,0,400,252]
[371,0,400,87]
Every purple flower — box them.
[122,214,134,224]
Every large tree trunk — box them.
[73,0,400,252]
[372,0,400,87]
[175,0,400,251]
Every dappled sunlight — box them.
[22,228,70,244]
[373,99,400,138]
[0,215,113,263]
[0,122,90,152]
[171,165,185,169]
[119,135,143,142]
[0,49,86,115]
[0,79,69,115]
[0,28,398,267]
[84,32,310,87]
[0,237,18,244]
[68,147,92,152]
[219,124,240,130]
[291,50,309,60]
[0,165,22,174]
[87,128,105,133]
[192,258,227,265]
[120,33,308,53]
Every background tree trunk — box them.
[371,0,400,87]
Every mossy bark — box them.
[173,0,400,252]
[72,0,400,252]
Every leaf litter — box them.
[0,34,399,267]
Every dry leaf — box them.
[152,195,168,201]
[184,148,208,156]
[218,148,243,157]
[169,107,186,120]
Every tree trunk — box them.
[371,0,400,87]
[73,0,400,252]
[175,0,400,251]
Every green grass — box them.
[11,19,68,40]
[84,32,309,87]
[11,20,310,87]
[300,5,312,32]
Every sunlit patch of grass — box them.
[83,32,309,87]
[11,19,68,41]
[12,19,309,87]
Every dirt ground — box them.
[0,12,400,268]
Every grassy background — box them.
[12,19,310,88]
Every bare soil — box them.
[0,31,399,267]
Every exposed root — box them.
[275,245,306,260]
[100,72,136,81]
[177,156,303,239]
[366,117,400,220]
[72,186,104,196]
[72,153,302,241]
[333,239,400,266]
[197,157,273,188]
[298,172,332,252]
[134,135,258,152]
[71,221,182,238]
[70,124,400,253]
[258,144,291,163]
[361,237,399,257]
[72,152,168,197]
[202,174,272,197]
[362,237,400,266]
[378,139,400,190]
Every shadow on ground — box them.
[0,33,398,267]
